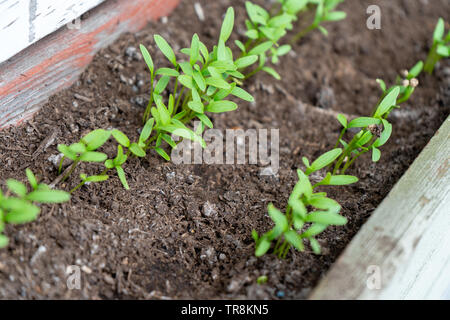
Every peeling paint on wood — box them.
[0,0,106,63]
[0,0,180,129]
[310,117,450,300]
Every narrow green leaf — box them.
[348,117,381,128]
[255,237,271,257]
[111,130,130,147]
[139,44,154,74]
[206,100,237,113]
[248,41,273,55]
[235,55,258,69]
[155,147,170,161]
[154,35,177,66]
[26,190,70,203]
[284,230,305,251]
[26,169,38,190]
[0,234,9,248]
[372,147,381,162]
[7,179,27,197]
[155,68,180,77]
[81,129,111,151]
[129,143,146,157]
[220,7,235,42]
[374,86,400,117]
[307,148,342,173]
[116,166,130,190]
[79,152,108,163]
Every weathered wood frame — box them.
[0,0,179,129]
[310,116,450,300]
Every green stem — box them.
[424,43,439,74]
[291,23,317,44]
[58,156,66,175]
[62,160,80,182]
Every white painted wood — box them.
[0,0,105,64]
[310,116,450,300]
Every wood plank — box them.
[0,0,106,63]
[310,116,450,300]
[0,0,180,129]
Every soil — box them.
[0,0,449,299]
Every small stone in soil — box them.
[125,46,141,61]
[316,86,336,109]
[202,201,217,217]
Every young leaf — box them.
[284,230,305,251]
[139,44,154,74]
[7,179,27,197]
[348,117,381,128]
[113,166,129,190]
[374,86,400,118]
[337,114,347,128]
[111,130,130,148]
[309,238,321,254]
[206,100,238,113]
[248,41,273,56]
[81,129,111,151]
[231,87,254,102]
[306,148,342,174]
[327,175,359,185]
[305,211,347,225]
[26,169,38,190]
[433,18,445,41]
[154,35,177,66]
[267,204,288,232]
[372,147,381,162]
[220,7,235,42]
[79,152,108,163]
[235,55,258,69]
[255,237,271,257]
[26,190,70,203]
[155,68,180,77]
[262,67,281,80]
[57,144,77,161]
[0,234,8,248]
[140,118,155,142]
[155,147,171,161]
[85,175,109,183]
[129,143,146,157]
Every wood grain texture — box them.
[310,116,450,300]
[0,0,180,129]
[0,0,106,63]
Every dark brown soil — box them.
[0,0,449,299]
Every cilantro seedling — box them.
[0,169,70,248]
[253,149,357,258]
[139,7,254,160]
[424,18,450,74]
[330,61,423,174]
[290,0,347,43]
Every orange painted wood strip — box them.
[0,0,180,129]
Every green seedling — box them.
[139,7,254,154]
[257,275,268,285]
[290,0,347,43]
[237,0,346,80]
[55,7,251,192]
[0,169,70,247]
[330,61,423,174]
[424,18,450,74]
[253,149,357,258]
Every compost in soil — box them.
[0,0,449,299]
